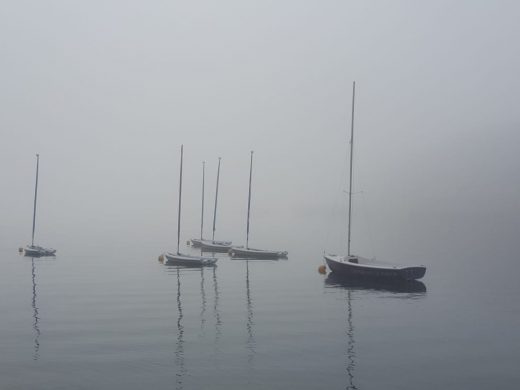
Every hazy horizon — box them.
[1,1,519,263]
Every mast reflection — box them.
[175,268,186,390]
[345,289,357,390]
[31,258,40,361]
[200,268,206,331]
[245,261,256,365]
[212,266,222,349]
[325,273,427,389]
[164,262,223,387]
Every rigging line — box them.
[200,161,205,240]
[360,191,377,260]
[347,81,356,257]
[246,151,253,249]
[176,145,183,255]
[212,158,221,242]
[322,147,350,253]
[31,154,40,247]
[323,84,356,253]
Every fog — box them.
[1,1,519,263]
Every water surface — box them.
[1,227,519,389]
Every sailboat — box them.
[191,158,232,252]
[324,82,426,281]
[190,161,207,248]
[24,154,56,257]
[228,151,288,259]
[162,145,217,267]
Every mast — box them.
[31,154,40,247]
[200,161,205,240]
[347,82,356,257]
[212,157,221,241]
[246,151,253,249]
[177,145,184,254]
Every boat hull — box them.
[191,238,231,251]
[325,272,426,293]
[324,255,426,281]
[200,241,232,252]
[229,247,288,259]
[163,252,217,267]
[24,245,56,257]
[190,239,203,247]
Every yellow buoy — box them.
[318,265,327,274]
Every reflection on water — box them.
[325,272,427,295]
[345,288,357,390]
[174,268,186,390]
[324,273,427,389]
[212,266,222,352]
[200,268,206,331]
[245,261,256,365]
[31,258,40,361]
[163,259,260,384]
[165,263,224,389]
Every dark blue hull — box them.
[325,256,426,281]
[325,272,426,293]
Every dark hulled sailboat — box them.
[324,83,426,281]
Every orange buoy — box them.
[318,265,327,274]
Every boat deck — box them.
[325,254,424,270]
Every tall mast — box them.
[246,151,253,249]
[347,82,356,257]
[212,157,221,241]
[31,154,40,247]
[177,145,184,254]
[200,161,205,240]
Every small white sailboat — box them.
[228,151,287,259]
[324,82,426,281]
[24,154,56,257]
[190,161,208,248]
[163,145,217,267]
[202,158,232,252]
[190,158,232,252]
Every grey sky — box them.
[1,1,519,258]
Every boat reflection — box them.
[165,259,223,389]
[31,258,40,361]
[245,261,256,365]
[212,266,222,350]
[200,267,206,331]
[325,272,427,294]
[345,287,357,390]
[174,268,187,390]
[324,272,426,389]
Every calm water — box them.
[1,224,519,390]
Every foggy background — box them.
[1,0,519,265]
